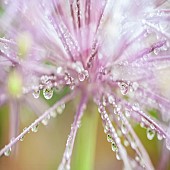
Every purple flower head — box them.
[0,0,170,169]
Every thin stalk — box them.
[72,103,99,170]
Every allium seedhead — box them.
[0,0,170,169]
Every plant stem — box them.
[72,103,99,170]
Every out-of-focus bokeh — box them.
[0,95,170,170]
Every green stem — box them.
[72,104,99,170]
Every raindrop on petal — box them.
[57,104,65,114]
[111,142,118,152]
[118,82,129,95]
[31,124,39,133]
[146,128,155,140]
[124,140,129,147]
[41,117,49,126]
[78,72,86,82]
[19,136,24,142]
[43,87,53,99]
[157,133,163,141]
[108,95,115,104]
[32,89,40,99]
[116,152,121,160]
[121,123,128,134]
[50,111,57,118]
[107,134,113,143]
[4,147,11,157]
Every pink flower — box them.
[0,0,170,169]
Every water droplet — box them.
[154,48,160,55]
[32,89,40,99]
[41,75,49,84]
[102,96,108,106]
[19,136,24,142]
[41,117,49,126]
[56,67,63,74]
[140,122,145,128]
[43,87,53,99]
[101,113,108,120]
[121,123,128,134]
[131,141,136,149]
[146,128,155,140]
[56,104,65,114]
[118,82,129,95]
[150,124,155,130]
[117,130,122,137]
[31,124,39,132]
[125,109,131,117]
[116,152,121,160]
[135,156,140,162]
[132,103,139,111]
[98,105,105,113]
[78,72,86,82]
[70,84,75,90]
[50,111,57,118]
[111,142,118,152]
[4,147,11,156]
[157,133,163,140]
[124,140,129,147]
[108,95,115,104]
[107,134,113,142]
[104,126,109,134]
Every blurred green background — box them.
[0,92,170,170]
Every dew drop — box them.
[153,48,160,55]
[56,104,65,114]
[107,134,113,143]
[111,142,118,152]
[157,133,163,141]
[69,84,75,90]
[118,82,129,95]
[150,124,155,130]
[56,66,63,74]
[124,140,129,147]
[116,152,121,160]
[50,111,57,118]
[41,75,49,84]
[31,124,39,133]
[125,109,131,117]
[78,72,86,82]
[131,141,136,149]
[117,130,122,137]
[98,105,105,113]
[41,117,49,126]
[101,113,108,120]
[132,103,139,111]
[19,136,24,142]
[43,87,53,99]
[104,126,109,134]
[121,123,128,134]
[4,147,11,157]
[108,95,115,104]
[135,156,140,162]
[32,89,40,99]
[146,128,155,140]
